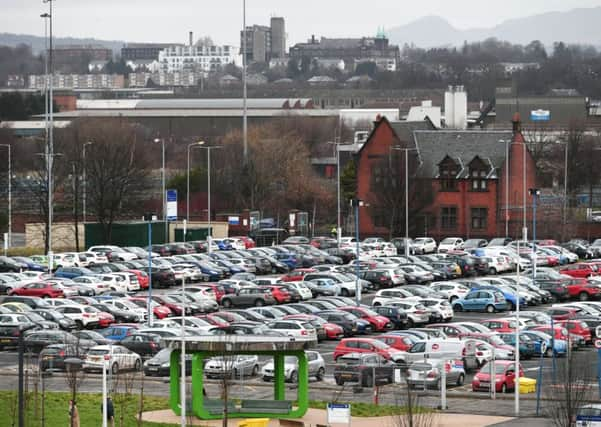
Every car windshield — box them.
[284,356,298,363]
[488,335,506,346]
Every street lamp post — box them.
[186,142,204,226]
[198,142,221,254]
[390,146,417,257]
[82,141,93,223]
[0,144,11,249]
[242,0,248,163]
[154,138,167,242]
[351,198,366,306]
[43,0,54,257]
[327,138,342,246]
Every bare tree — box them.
[545,350,594,427]
[389,379,438,427]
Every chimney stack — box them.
[189,31,193,47]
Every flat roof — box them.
[38,109,338,119]
[162,335,316,352]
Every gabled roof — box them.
[357,116,435,156]
[414,130,512,179]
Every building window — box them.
[471,208,488,230]
[438,156,458,191]
[469,157,488,191]
[441,207,457,230]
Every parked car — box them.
[204,355,260,379]
[83,344,142,373]
[333,337,404,362]
[39,343,88,371]
[452,289,507,313]
[472,361,523,393]
[220,287,276,308]
[261,351,325,382]
[333,352,394,387]
[407,358,466,389]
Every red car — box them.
[92,308,115,328]
[338,306,392,332]
[196,313,230,328]
[480,318,518,333]
[333,337,402,361]
[281,268,316,282]
[472,360,523,393]
[284,314,344,340]
[375,334,415,352]
[150,295,187,316]
[210,311,247,324]
[127,269,149,290]
[559,263,598,278]
[556,320,592,344]
[545,307,579,321]
[260,285,291,304]
[563,278,601,301]
[128,297,171,319]
[530,325,569,341]
[9,282,64,298]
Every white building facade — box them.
[158,45,237,73]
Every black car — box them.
[39,344,87,371]
[33,309,77,330]
[325,248,356,264]
[333,353,394,387]
[91,302,139,323]
[0,256,22,273]
[72,330,113,345]
[316,310,358,337]
[24,330,96,354]
[150,266,177,288]
[0,295,51,309]
[371,305,408,330]
[561,242,593,259]
[120,333,162,357]
[144,348,191,376]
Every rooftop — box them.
[162,335,316,352]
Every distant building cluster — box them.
[28,73,125,90]
[129,71,204,87]
[158,44,236,73]
[240,17,286,63]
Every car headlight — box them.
[161,362,170,368]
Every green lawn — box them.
[0,390,429,426]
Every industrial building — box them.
[240,17,286,63]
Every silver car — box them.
[407,358,466,389]
[204,355,260,379]
[261,350,325,382]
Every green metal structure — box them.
[166,336,314,420]
[84,221,167,247]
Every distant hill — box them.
[0,33,126,55]
[388,7,601,48]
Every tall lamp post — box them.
[0,144,11,249]
[43,0,54,257]
[82,141,93,223]
[186,141,204,225]
[153,138,167,242]
[327,138,342,246]
[351,198,367,306]
[390,146,418,257]
[242,0,248,162]
[198,142,221,254]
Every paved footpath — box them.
[142,408,554,427]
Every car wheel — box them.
[373,302,381,306]
[251,364,259,376]
[545,347,554,358]
[222,299,232,308]
[232,368,239,379]
[508,301,516,311]
[335,377,344,386]
[340,288,349,297]
[579,292,589,301]
[134,359,141,371]
[456,374,465,386]
[262,376,269,382]
[406,319,414,328]
[450,296,458,303]
[489,267,497,275]
[76,320,84,330]
[501,383,507,393]
[485,304,495,313]
[111,363,119,375]
[452,304,462,312]
[254,299,264,307]
[316,367,325,381]
[289,370,298,383]
[362,373,373,387]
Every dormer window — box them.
[469,156,488,191]
[438,156,458,191]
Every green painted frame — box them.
[169,349,309,420]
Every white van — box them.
[397,339,479,371]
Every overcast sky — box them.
[4,0,601,46]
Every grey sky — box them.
[3,0,601,46]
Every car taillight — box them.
[59,350,65,357]
[301,330,308,335]
[415,310,425,314]
[476,351,483,356]
[83,314,90,318]
[445,363,451,373]
[462,348,466,356]
[427,371,437,378]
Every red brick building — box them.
[356,114,536,240]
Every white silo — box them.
[453,85,467,129]
[444,86,454,128]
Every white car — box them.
[412,237,437,254]
[0,274,34,293]
[204,355,260,378]
[383,300,430,326]
[438,238,464,253]
[283,282,313,300]
[83,345,142,374]
[55,304,100,328]
[481,256,512,274]
[171,263,203,283]
[267,319,317,340]
[102,299,147,321]
[83,251,108,265]
[53,253,80,268]
[227,258,257,273]
[88,245,138,262]
[169,316,216,333]
[72,276,110,294]
[421,298,454,322]
[372,288,416,305]
[381,243,398,257]
[223,238,247,251]
[429,281,470,302]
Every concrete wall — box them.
[26,222,85,250]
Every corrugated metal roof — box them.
[35,109,337,119]
[75,98,314,110]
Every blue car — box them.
[211,259,245,275]
[473,285,527,310]
[452,289,508,313]
[521,330,567,357]
[12,257,46,272]
[54,266,95,279]
[99,325,137,341]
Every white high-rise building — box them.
[158,45,237,73]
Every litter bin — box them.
[519,377,537,394]
[238,419,270,427]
